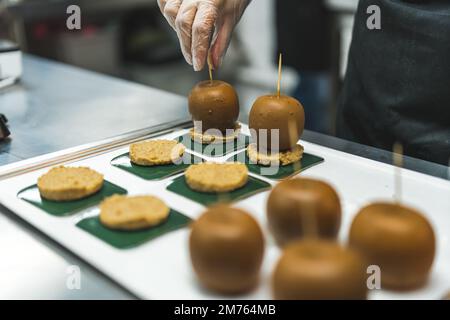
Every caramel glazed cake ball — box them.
[188,80,240,140]
[189,205,265,294]
[273,239,368,300]
[267,178,341,247]
[349,202,436,290]
[249,94,305,152]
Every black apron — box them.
[337,0,450,165]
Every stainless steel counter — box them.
[0,55,190,165]
[0,55,190,299]
[0,55,448,299]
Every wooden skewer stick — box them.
[277,53,282,98]
[207,52,213,83]
[393,142,404,203]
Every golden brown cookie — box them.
[129,140,185,166]
[99,195,170,230]
[37,166,104,201]
[247,143,304,166]
[185,162,248,193]
[190,123,241,145]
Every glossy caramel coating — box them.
[189,205,265,294]
[267,178,341,247]
[249,95,305,151]
[273,239,368,300]
[188,80,239,133]
[349,202,436,290]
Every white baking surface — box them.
[0,126,449,300]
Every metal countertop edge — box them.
[0,118,192,181]
[0,123,447,181]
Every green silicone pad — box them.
[175,133,250,157]
[111,152,203,180]
[17,180,127,217]
[76,209,192,249]
[166,175,271,206]
[227,150,324,180]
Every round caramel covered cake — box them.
[272,239,368,300]
[188,80,239,133]
[267,178,341,246]
[349,202,436,290]
[190,205,265,294]
[249,95,305,152]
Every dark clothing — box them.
[276,0,334,134]
[276,0,332,72]
[337,0,450,165]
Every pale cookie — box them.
[37,166,104,201]
[99,195,170,230]
[130,140,185,166]
[185,162,248,193]
[247,143,304,166]
[190,123,241,145]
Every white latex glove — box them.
[158,0,251,71]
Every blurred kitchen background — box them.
[0,0,358,135]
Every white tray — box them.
[0,126,449,300]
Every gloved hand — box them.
[158,0,251,71]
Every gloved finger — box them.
[161,0,183,29]
[191,2,218,71]
[157,0,167,12]
[210,19,234,69]
[175,3,197,65]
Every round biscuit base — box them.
[190,123,241,145]
[247,143,304,166]
[99,195,170,231]
[37,166,104,201]
[130,140,185,166]
[185,162,248,193]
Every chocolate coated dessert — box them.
[188,80,239,133]
[189,205,265,294]
[249,95,304,151]
[349,202,436,290]
[273,239,368,300]
[267,178,341,246]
